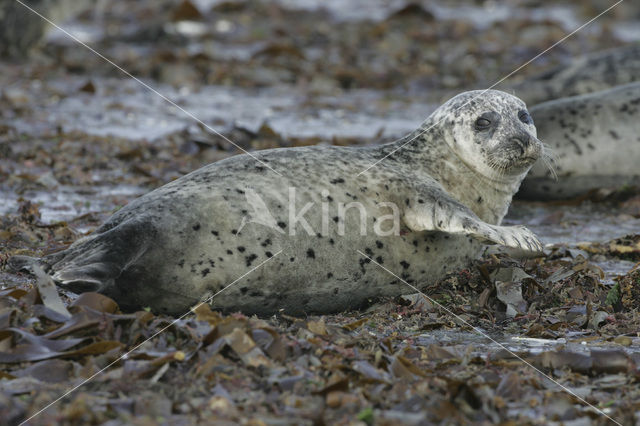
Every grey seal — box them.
[35,90,543,316]
[0,0,92,58]
[0,0,46,58]
[511,43,640,105]
[519,82,640,200]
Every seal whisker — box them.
[486,153,510,177]
[541,143,558,181]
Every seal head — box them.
[436,90,541,181]
[392,90,542,224]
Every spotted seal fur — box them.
[519,82,640,200]
[511,43,640,105]
[34,90,543,316]
[0,0,92,58]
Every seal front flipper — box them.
[474,224,544,254]
[403,192,543,254]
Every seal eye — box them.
[518,110,533,125]
[475,117,491,130]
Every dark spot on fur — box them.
[236,189,245,194]
[375,256,383,264]
[237,246,246,253]
[265,251,273,258]
[277,221,287,229]
[261,238,272,247]
[201,268,210,277]
[327,272,333,278]
[400,260,410,269]
[375,240,383,249]
[226,249,233,255]
[359,257,371,271]
[330,178,345,184]
[211,230,219,236]
[192,223,201,231]
[245,254,257,266]
[307,249,315,259]
[240,287,248,294]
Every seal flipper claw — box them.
[480,223,543,254]
[52,264,117,293]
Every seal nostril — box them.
[511,137,526,155]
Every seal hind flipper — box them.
[44,218,156,297]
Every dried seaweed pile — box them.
[1,203,639,424]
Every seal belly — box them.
[208,230,481,316]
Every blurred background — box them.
[0,0,639,226]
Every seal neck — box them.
[378,126,524,225]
